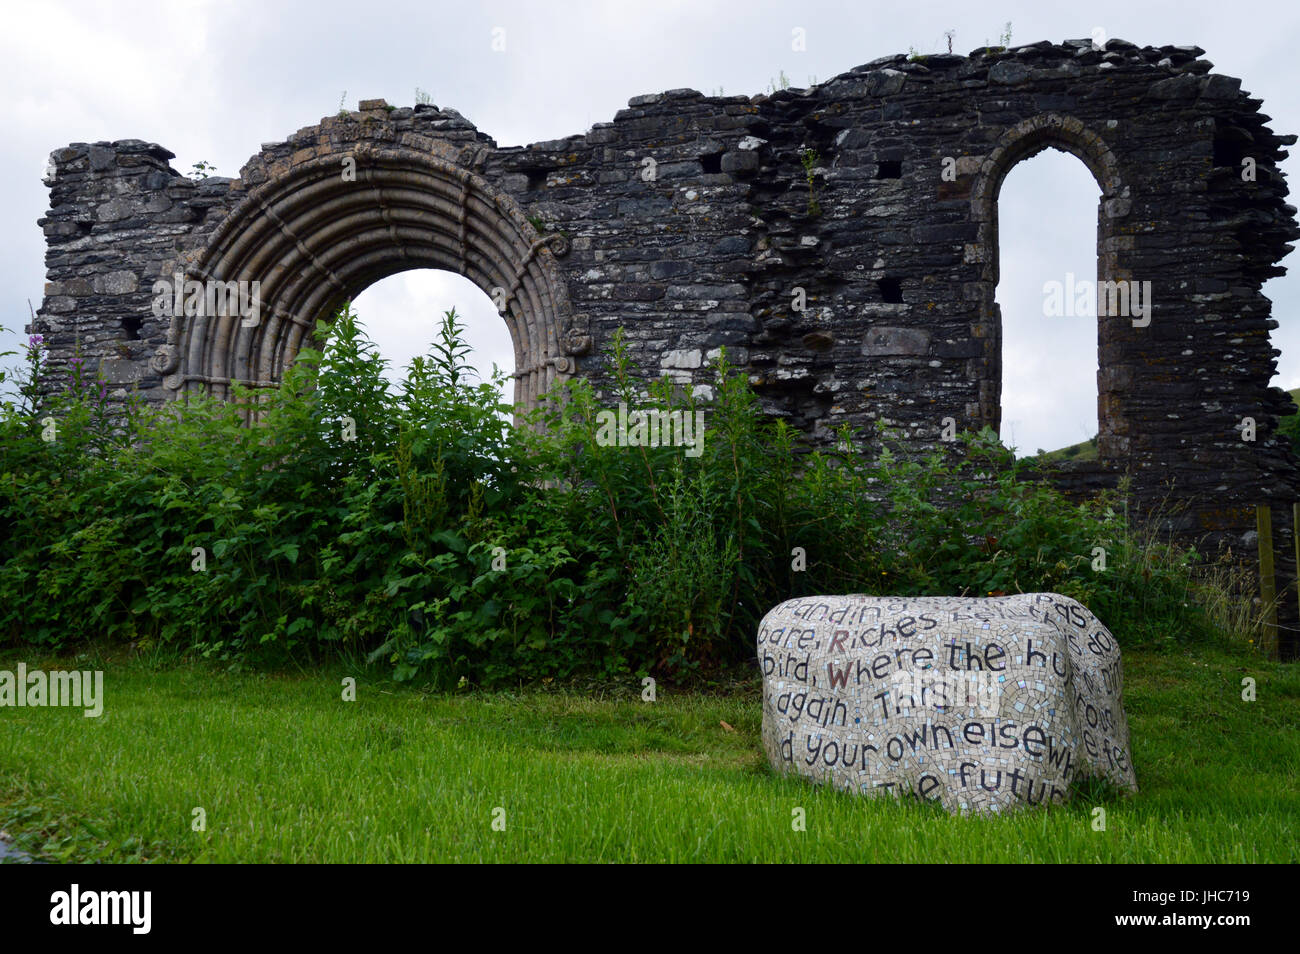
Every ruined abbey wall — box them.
[32,38,1300,655]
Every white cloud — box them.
[351,271,514,388]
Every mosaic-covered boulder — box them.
[758,593,1137,814]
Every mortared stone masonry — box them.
[31,39,1300,657]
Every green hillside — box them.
[1030,434,1098,463]
[1279,388,1300,451]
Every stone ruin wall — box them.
[30,39,1300,656]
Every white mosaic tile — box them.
[757,593,1137,815]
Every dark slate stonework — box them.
[30,39,1300,657]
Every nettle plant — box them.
[0,307,1245,687]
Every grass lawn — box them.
[0,644,1296,863]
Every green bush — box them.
[1276,395,1300,458]
[0,307,1247,686]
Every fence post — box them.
[1257,503,1277,658]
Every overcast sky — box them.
[3,0,1298,454]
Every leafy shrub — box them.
[0,306,1250,686]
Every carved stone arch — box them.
[153,138,581,413]
[968,113,1129,458]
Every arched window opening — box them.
[996,148,1100,460]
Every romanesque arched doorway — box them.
[149,139,579,413]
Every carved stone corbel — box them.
[562,313,593,356]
